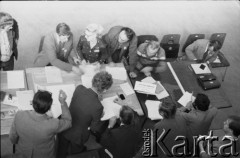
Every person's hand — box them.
[109,62,115,67]
[113,97,125,106]
[72,66,83,75]
[81,59,87,65]
[73,57,81,65]
[108,116,118,128]
[186,101,193,110]
[129,72,137,78]
[141,66,153,76]
[58,90,67,105]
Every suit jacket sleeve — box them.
[9,112,19,144]
[54,101,72,133]
[128,35,138,72]
[44,34,73,71]
[103,34,113,63]
[90,102,104,132]
[185,41,199,60]
[76,36,84,60]
[100,128,113,148]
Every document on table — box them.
[145,100,163,120]
[178,91,196,107]
[101,96,122,121]
[105,66,127,81]
[141,76,156,84]
[7,70,25,89]
[155,81,169,100]
[16,90,34,111]
[191,63,211,74]
[45,84,75,118]
[81,75,93,88]
[120,82,135,96]
[134,81,156,95]
[45,66,63,83]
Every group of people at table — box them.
[1,12,240,158]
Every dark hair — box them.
[194,93,210,111]
[56,23,71,36]
[158,98,176,119]
[32,91,53,114]
[121,27,135,41]
[228,115,240,137]
[209,40,222,51]
[120,106,134,125]
[92,71,113,93]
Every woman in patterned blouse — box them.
[76,24,107,64]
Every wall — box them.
[1,1,240,70]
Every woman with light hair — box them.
[75,23,107,64]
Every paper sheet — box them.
[81,64,100,76]
[105,66,127,81]
[45,66,63,83]
[178,91,196,107]
[2,95,18,107]
[120,82,135,96]
[191,63,211,74]
[81,75,93,88]
[134,81,156,94]
[7,70,25,89]
[213,57,221,63]
[45,84,75,118]
[155,81,169,100]
[16,90,34,111]
[145,100,163,120]
[141,76,156,84]
[101,96,122,121]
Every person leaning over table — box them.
[181,39,222,64]
[34,23,82,74]
[129,40,167,78]
[9,90,72,158]
[102,26,138,76]
[74,23,108,64]
[57,71,113,158]
[0,12,19,71]
[198,115,240,158]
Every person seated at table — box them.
[75,23,107,64]
[57,71,113,158]
[183,39,222,64]
[130,40,167,78]
[0,12,19,71]
[102,26,138,74]
[198,115,240,158]
[9,90,72,158]
[99,106,142,158]
[34,23,81,74]
[178,93,218,153]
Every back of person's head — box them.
[209,40,222,51]
[120,106,134,125]
[92,71,113,93]
[158,98,176,119]
[147,41,160,50]
[194,93,210,111]
[0,12,13,29]
[121,27,135,41]
[56,23,71,36]
[228,115,240,138]
[33,91,53,114]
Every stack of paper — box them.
[105,66,127,81]
[101,96,122,121]
[141,76,156,84]
[16,90,34,111]
[45,84,75,118]
[155,81,169,100]
[178,91,196,107]
[120,82,135,96]
[191,63,211,74]
[145,100,163,120]
[7,70,25,89]
[45,66,63,83]
[134,81,156,94]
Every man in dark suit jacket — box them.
[57,71,113,158]
[100,106,142,158]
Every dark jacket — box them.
[62,85,104,146]
[102,26,138,72]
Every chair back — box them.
[160,34,181,59]
[182,34,205,53]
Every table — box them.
[25,63,144,116]
[1,71,27,135]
